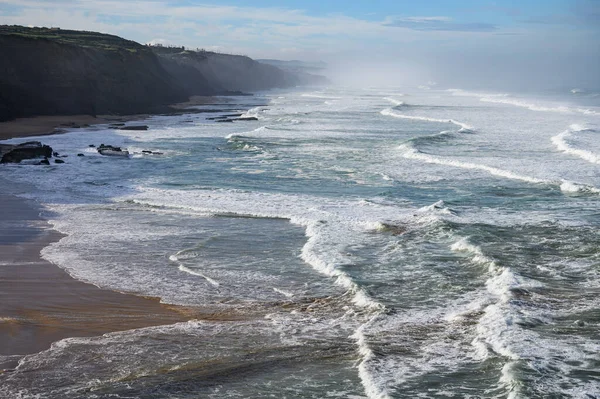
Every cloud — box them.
[0,0,595,91]
[0,0,444,56]
[383,16,497,32]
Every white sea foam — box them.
[379,173,394,182]
[450,237,523,393]
[399,143,548,184]
[449,88,600,115]
[177,265,220,287]
[350,315,393,399]
[480,97,600,116]
[447,89,508,98]
[272,287,294,298]
[383,97,405,106]
[559,180,600,194]
[552,125,600,164]
[450,237,497,269]
[418,200,457,216]
[125,186,412,311]
[381,108,473,132]
[301,93,343,99]
[448,235,575,398]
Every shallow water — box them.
[1,87,599,398]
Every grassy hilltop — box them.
[0,25,143,51]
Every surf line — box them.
[383,113,600,193]
[400,142,600,194]
[551,124,600,165]
[380,108,473,132]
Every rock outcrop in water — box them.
[0,25,329,122]
[0,141,53,163]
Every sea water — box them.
[1,86,599,398]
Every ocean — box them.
[1,86,599,398]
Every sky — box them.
[1,0,598,89]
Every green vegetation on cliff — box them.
[0,25,142,51]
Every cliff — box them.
[152,47,328,92]
[0,26,189,122]
[0,26,329,122]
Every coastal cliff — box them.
[0,26,188,122]
[0,26,328,122]
[153,47,328,93]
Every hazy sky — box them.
[1,0,598,89]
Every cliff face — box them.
[0,27,190,122]
[0,26,329,122]
[152,48,329,92]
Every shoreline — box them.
[0,193,195,367]
[0,95,234,368]
[0,95,220,141]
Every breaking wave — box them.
[380,108,473,132]
[399,143,548,184]
[551,124,599,164]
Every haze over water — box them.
[1,85,599,398]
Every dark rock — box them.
[89,144,96,147]
[110,122,126,126]
[77,153,85,157]
[378,223,406,236]
[98,144,122,151]
[0,141,53,163]
[142,150,153,154]
[60,122,80,128]
[54,159,65,164]
[97,144,130,157]
[38,158,50,165]
[53,151,59,157]
[216,119,233,123]
[207,113,243,120]
[118,125,149,131]
[234,117,259,121]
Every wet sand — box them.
[0,115,107,141]
[0,194,194,361]
[0,95,239,366]
[0,96,218,141]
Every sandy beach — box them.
[0,96,220,367]
[0,96,219,141]
[0,193,194,368]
